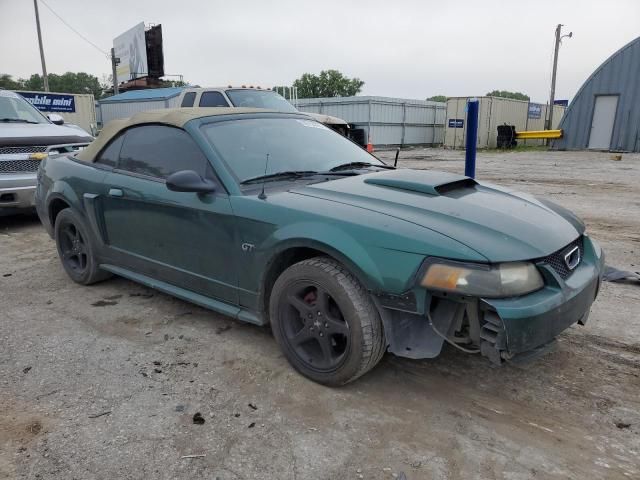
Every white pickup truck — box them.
[176,87,350,136]
[0,90,93,215]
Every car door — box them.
[99,124,238,304]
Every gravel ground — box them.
[1,148,639,480]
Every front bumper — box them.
[0,173,37,214]
[482,235,604,358]
[378,235,604,363]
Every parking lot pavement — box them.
[1,149,639,480]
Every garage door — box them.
[588,95,618,150]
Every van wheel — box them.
[54,208,110,285]
[270,257,385,386]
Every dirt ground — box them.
[1,148,639,480]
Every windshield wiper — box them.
[0,118,39,124]
[241,170,318,185]
[329,161,395,172]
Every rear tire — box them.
[270,257,385,386]
[54,208,110,285]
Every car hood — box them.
[0,122,93,147]
[304,112,349,126]
[290,169,583,262]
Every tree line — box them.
[1,72,106,98]
[0,72,186,99]
[1,70,530,103]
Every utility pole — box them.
[547,24,572,130]
[33,0,49,92]
[110,48,119,95]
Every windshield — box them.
[202,117,385,183]
[0,91,49,123]
[225,89,298,113]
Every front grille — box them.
[0,146,47,155]
[0,159,41,173]
[541,237,584,279]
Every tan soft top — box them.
[77,107,278,162]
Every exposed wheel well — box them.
[49,198,70,226]
[261,247,332,322]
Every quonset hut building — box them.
[553,36,640,152]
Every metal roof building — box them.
[97,87,184,126]
[552,36,640,152]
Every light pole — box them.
[547,24,572,130]
[33,0,49,91]
[111,48,120,95]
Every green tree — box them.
[21,72,105,99]
[427,95,447,102]
[0,74,24,90]
[486,90,530,101]
[292,70,364,98]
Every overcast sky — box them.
[1,0,638,102]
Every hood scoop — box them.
[364,169,477,196]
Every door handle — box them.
[108,188,124,197]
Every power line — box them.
[38,0,110,59]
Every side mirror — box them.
[166,170,217,193]
[48,113,64,125]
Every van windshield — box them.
[0,92,48,124]
[225,89,298,113]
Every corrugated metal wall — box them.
[99,99,169,126]
[295,96,446,146]
[167,96,181,108]
[552,36,640,152]
[445,96,565,149]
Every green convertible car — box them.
[35,108,604,385]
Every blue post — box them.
[465,98,479,178]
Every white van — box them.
[176,87,350,136]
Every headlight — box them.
[421,261,543,298]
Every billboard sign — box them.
[528,103,542,119]
[19,92,76,113]
[113,22,148,84]
[448,118,464,128]
[554,99,569,107]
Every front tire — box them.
[54,208,110,285]
[270,257,385,386]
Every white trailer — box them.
[17,91,97,134]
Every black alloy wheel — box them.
[270,257,386,386]
[54,208,111,285]
[58,222,88,274]
[280,282,351,371]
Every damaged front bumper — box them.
[377,235,605,364]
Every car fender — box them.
[48,180,83,215]
[263,221,425,293]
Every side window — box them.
[118,125,211,179]
[95,134,124,167]
[199,91,229,107]
[181,92,196,107]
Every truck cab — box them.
[0,90,93,215]
[176,86,350,136]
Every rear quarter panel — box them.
[37,154,108,231]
